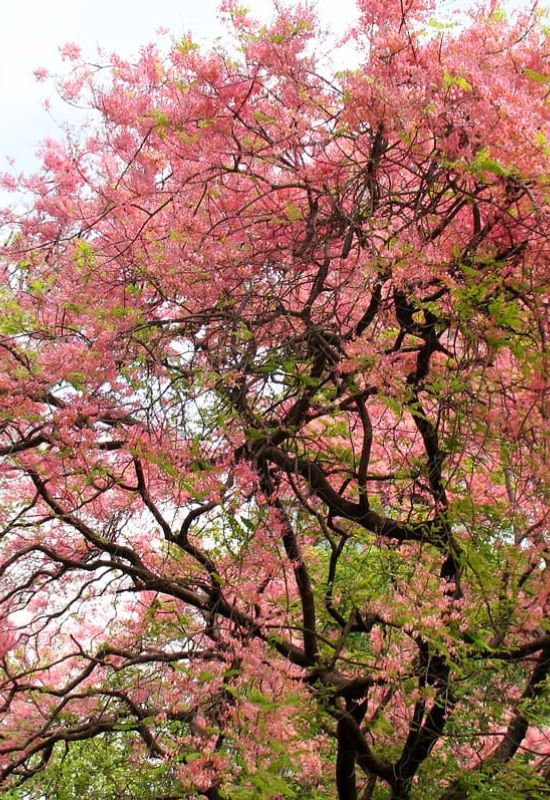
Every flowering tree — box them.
[0,1,549,798]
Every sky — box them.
[0,0,359,182]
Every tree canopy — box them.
[0,1,549,798]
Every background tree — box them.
[0,1,549,798]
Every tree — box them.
[0,1,549,797]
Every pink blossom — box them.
[60,42,81,61]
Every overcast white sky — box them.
[0,0,359,181]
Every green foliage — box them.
[4,736,183,800]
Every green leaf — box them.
[443,68,473,92]
[471,148,510,177]
[524,68,550,84]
